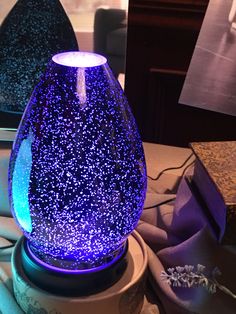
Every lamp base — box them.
[20,237,128,296]
[12,231,147,314]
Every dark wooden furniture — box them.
[125,0,236,147]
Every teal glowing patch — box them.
[12,131,33,233]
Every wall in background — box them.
[0,0,128,51]
[0,0,16,23]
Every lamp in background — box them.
[0,0,78,121]
[9,52,147,313]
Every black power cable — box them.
[0,243,15,250]
[147,153,194,181]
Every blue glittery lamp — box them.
[9,51,147,295]
[0,0,78,128]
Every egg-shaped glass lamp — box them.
[9,52,146,277]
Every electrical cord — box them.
[0,243,15,250]
[181,160,196,177]
[147,153,194,181]
[0,239,16,250]
[144,154,195,210]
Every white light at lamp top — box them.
[52,51,107,67]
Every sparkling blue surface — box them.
[9,52,147,270]
[0,0,78,113]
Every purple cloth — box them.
[137,175,236,314]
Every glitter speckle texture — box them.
[9,52,147,271]
[0,0,78,114]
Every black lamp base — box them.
[12,232,147,314]
[19,237,128,296]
